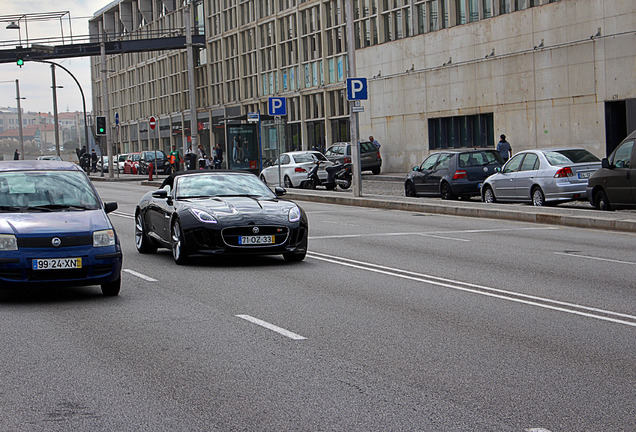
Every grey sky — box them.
[0,1,111,115]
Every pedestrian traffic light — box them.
[96,116,106,135]
[16,53,24,68]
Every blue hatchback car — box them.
[0,161,122,295]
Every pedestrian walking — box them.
[213,143,223,169]
[168,145,183,173]
[13,149,19,160]
[91,149,98,172]
[497,134,512,162]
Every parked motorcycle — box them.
[300,160,352,190]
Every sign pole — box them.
[149,116,157,180]
[268,97,287,187]
[345,0,361,197]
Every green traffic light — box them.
[17,58,24,67]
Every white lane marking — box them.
[236,315,307,340]
[111,211,134,219]
[123,269,158,282]
[525,428,552,432]
[420,234,470,242]
[310,226,558,241]
[554,251,636,265]
[307,252,636,328]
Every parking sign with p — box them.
[346,78,368,101]
[268,97,287,116]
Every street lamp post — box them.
[15,79,25,159]
[51,64,62,157]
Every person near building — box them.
[369,136,381,149]
[497,134,512,162]
[213,143,224,169]
[91,149,98,172]
[168,145,182,173]
[81,150,91,174]
[13,149,19,160]
[197,144,207,169]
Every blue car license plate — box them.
[32,258,82,270]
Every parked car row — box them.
[122,151,170,175]
[259,141,382,188]
[403,131,636,210]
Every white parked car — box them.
[259,151,333,188]
[117,153,128,171]
[96,155,116,172]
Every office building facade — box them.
[90,0,635,172]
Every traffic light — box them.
[16,53,24,68]
[96,116,106,136]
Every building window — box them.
[415,1,426,34]
[483,0,493,18]
[354,0,379,47]
[428,113,494,149]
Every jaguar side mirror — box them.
[152,189,168,199]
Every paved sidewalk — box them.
[91,171,636,233]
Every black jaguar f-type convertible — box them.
[134,170,308,264]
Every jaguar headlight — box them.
[0,234,18,251]
[190,208,218,223]
[288,206,301,223]
[93,229,115,247]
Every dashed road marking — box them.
[236,315,307,340]
[123,268,158,282]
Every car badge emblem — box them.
[252,227,260,234]
[52,237,62,247]
[483,167,489,172]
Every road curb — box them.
[285,191,636,233]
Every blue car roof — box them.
[0,160,81,172]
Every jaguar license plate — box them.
[238,235,274,245]
[32,257,82,270]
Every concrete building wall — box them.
[356,0,636,172]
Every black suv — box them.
[139,150,169,175]
[325,141,382,174]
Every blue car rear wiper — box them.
[0,205,22,212]
[26,204,91,212]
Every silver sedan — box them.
[259,151,332,188]
[481,148,601,206]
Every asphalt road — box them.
[1,181,634,431]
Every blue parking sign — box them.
[268,97,287,116]
[346,78,368,101]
